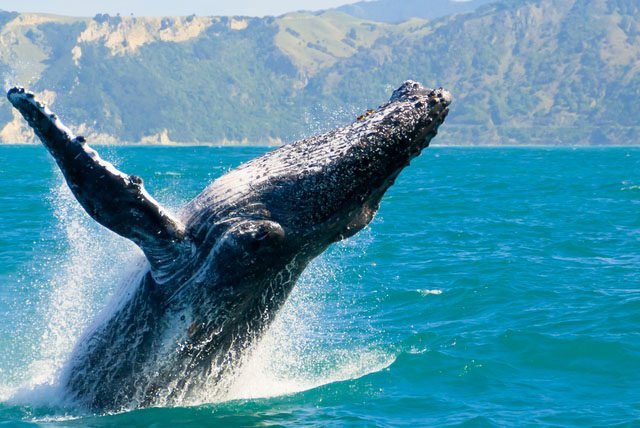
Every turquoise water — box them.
[0,146,639,426]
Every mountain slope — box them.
[0,11,404,143]
[32,16,303,143]
[310,0,640,145]
[0,0,638,145]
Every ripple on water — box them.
[0,147,638,425]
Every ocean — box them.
[0,146,638,426]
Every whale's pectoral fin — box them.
[7,87,187,276]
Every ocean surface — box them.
[0,146,638,426]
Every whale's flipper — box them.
[7,87,187,278]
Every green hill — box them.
[309,0,640,145]
[0,0,638,145]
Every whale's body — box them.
[7,81,450,412]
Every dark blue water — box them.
[0,146,639,426]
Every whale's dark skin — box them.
[7,81,451,412]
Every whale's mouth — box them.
[383,83,453,158]
[429,89,452,120]
[416,88,452,149]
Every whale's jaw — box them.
[7,81,451,411]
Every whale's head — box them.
[257,81,452,254]
[184,81,451,292]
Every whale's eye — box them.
[221,220,285,256]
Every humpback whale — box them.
[7,81,451,412]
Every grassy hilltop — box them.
[0,0,638,145]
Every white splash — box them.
[7,174,139,404]
[5,170,391,412]
[418,289,443,295]
[3,69,17,92]
[221,251,394,402]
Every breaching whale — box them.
[7,81,451,412]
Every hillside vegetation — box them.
[0,0,638,145]
[313,0,640,145]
